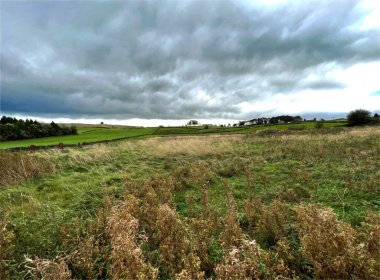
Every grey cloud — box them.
[1,0,379,120]
[303,80,347,90]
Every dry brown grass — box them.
[133,135,242,156]
[154,204,203,278]
[36,144,114,168]
[0,151,54,186]
[26,180,380,280]
[296,204,380,279]
[25,256,72,280]
[108,201,158,280]
[215,238,292,280]
[255,200,294,244]
[221,191,244,249]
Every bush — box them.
[347,109,372,126]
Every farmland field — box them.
[0,126,156,149]
[0,121,346,149]
[0,125,379,279]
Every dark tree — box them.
[0,116,77,141]
[347,109,372,126]
[187,120,199,126]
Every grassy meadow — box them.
[0,121,346,149]
[0,126,157,149]
[0,125,379,279]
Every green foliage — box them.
[0,116,77,141]
[347,109,372,126]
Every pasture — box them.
[0,125,379,279]
[0,121,346,149]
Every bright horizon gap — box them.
[4,111,379,127]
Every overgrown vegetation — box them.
[0,126,379,279]
[0,151,54,186]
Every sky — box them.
[1,0,380,126]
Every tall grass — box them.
[1,126,379,279]
[0,151,54,186]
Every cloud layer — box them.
[1,0,380,120]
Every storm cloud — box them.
[1,0,379,121]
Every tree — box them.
[0,116,77,141]
[347,109,372,126]
[186,120,199,126]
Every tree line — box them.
[0,116,78,141]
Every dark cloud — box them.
[1,0,379,120]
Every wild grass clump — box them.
[0,215,14,279]
[221,192,244,249]
[25,256,72,280]
[108,201,158,279]
[154,204,203,279]
[255,200,294,246]
[0,151,54,186]
[215,238,294,279]
[296,204,380,279]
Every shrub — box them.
[295,204,380,279]
[347,109,372,126]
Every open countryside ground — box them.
[0,126,379,279]
[0,121,346,149]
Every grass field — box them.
[0,121,346,149]
[0,125,379,279]
[0,127,156,149]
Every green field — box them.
[1,125,379,279]
[0,121,346,149]
[0,127,156,149]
